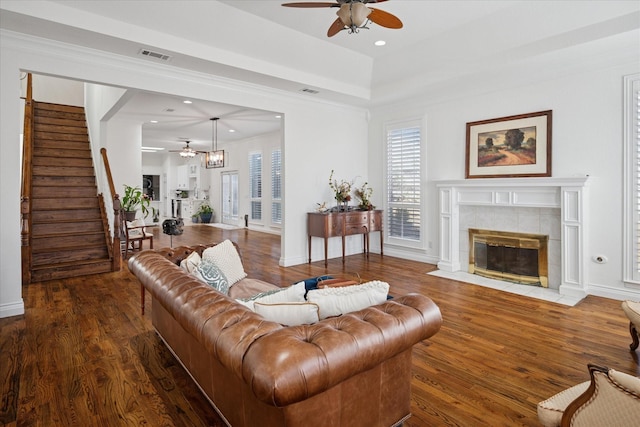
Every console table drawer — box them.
[345,224,368,236]
[345,212,368,225]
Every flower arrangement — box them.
[354,182,374,210]
[328,170,353,203]
[121,185,150,218]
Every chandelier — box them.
[206,117,225,168]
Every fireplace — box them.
[436,177,589,298]
[469,229,548,287]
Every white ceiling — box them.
[117,90,283,153]
[2,0,638,151]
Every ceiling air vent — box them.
[300,88,319,94]
[139,48,172,61]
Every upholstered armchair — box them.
[537,364,640,426]
[621,300,640,351]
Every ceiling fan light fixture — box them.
[337,3,371,31]
[180,148,196,158]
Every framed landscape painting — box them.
[465,110,552,178]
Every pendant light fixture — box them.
[206,117,225,168]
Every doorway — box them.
[221,171,239,226]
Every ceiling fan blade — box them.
[327,17,345,37]
[364,0,389,3]
[282,2,339,8]
[368,7,403,29]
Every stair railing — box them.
[20,73,34,285]
[100,148,122,271]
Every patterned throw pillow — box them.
[202,240,247,286]
[192,259,230,295]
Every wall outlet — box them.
[592,255,608,264]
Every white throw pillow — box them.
[180,251,201,273]
[254,302,320,326]
[306,280,390,319]
[237,281,306,311]
[202,240,247,286]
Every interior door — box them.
[221,171,239,225]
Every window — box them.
[624,73,640,284]
[249,152,262,221]
[271,149,282,225]
[385,120,422,245]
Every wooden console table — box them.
[308,210,383,267]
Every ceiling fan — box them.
[169,139,206,158]
[282,0,402,37]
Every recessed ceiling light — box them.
[183,100,192,104]
[275,115,282,119]
[228,129,236,133]
[374,40,386,46]
[150,120,158,124]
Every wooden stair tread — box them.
[32,243,108,254]
[24,100,115,283]
[31,229,105,237]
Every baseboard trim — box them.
[587,283,640,301]
[0,299,25,319]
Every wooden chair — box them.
[123,217,153,259]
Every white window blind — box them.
[271,149,282,224]
[386,123,421,243]
[249,152,262,221]
[624,74,640,283]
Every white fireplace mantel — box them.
[436,176,590,298]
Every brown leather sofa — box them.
[128,243,442,427]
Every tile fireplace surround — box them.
[436,177,589,300]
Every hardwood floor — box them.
[1,225,638,426]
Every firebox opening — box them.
[469,229,548,287]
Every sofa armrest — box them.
[243,294,442,406]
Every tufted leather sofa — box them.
[128,243,442,427]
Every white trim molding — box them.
[436,177,590,298]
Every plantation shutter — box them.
[249,152,262,221]
[386,123,421,242]
[271,149,282,224]
[624,74,640,283]
[634,78,640,280]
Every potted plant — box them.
[121,185,150,221]
[196,202,214,223]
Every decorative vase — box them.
[200,213,213,224]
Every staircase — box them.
[27,101,113,282]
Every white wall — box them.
[28,74,84,106]
[204,131,283,232]
[0,30,368,317]
[107,117,143,202]
[369,54,640,299]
